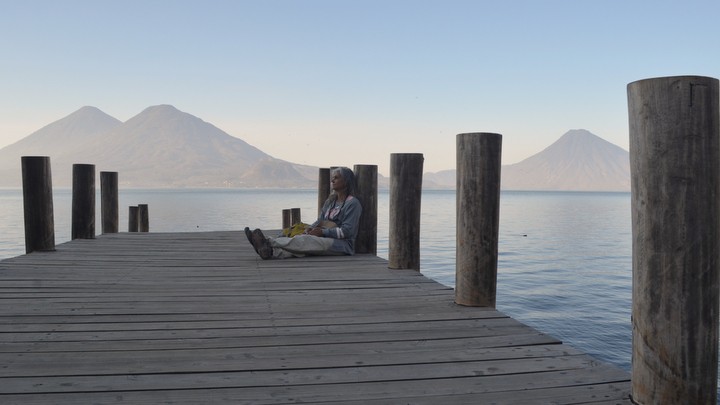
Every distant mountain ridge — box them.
[0,105,318,187]
[0,106,629,190]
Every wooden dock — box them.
[0,231,631,404]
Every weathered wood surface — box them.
[628,75,720,404]
[20,156,55,253]
[0,231,630,404]
[71,163,96,240]
[388,153,424,270]
[100,171,119,234]
[456,132,502,307]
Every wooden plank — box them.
[0,366,630,404]
[0,306,501,327]
[318,382,632,405]
[0,313,516,333]
[0,332,557,355]
[0,343,582,380]
[0,354,613,393]
[0,324,544,349]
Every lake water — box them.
[0,188,633,373]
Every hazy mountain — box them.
[4,106,122,154]
[502,129,629,191]
[423,129,630,191]
[423,169,456,189]
[0,107,628,191]
[0,105,317,187]
[0,106,122,185]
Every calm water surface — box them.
[1,188,633,372]
[420,190,632,371]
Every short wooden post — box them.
[388,153,423,270]
[128,206,139,232]
[628,75,720,405]
[282,209,292,229]
[291,208,301,226]
[100,171,119,234]
[138,204,149,232]
[455,133,502,307]
[354,164,378,254]
[318,168,330,215]
[21,156,55,253]
[71,164,95,240]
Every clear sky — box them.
[1,0,719,175]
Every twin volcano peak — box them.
[0,104,310,187]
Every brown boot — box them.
[250,228,273,260]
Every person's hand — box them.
[306,227,324,237]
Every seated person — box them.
[245,167,362,259]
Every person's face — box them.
[331,171,346,192]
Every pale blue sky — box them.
[1,0,718,174]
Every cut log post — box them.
[138,204,149,232]
[282,209,292,229]
[291,208,301,226]
[354,164,378,254]
[100,171,119,234]
[128,206,139,232]
[628,75,720,405]
[455,133,502,307]
[71,164,95,240]
[318,168,330,215]
[21,156,55,253]
[388,153,423,270]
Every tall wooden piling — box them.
[628,75,720,405]
[291,208,301,226]
[100,171,119,234]
[128,206,139,232]
[21,156,55,253]
[138,204,149,232]
[282,209,292,229]
[455,133,502,307]
[71,164,96,240]
[354,164,378,254]
[318,168,330,215]
[388,153,423,270]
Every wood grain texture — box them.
[628,75,720,404]
[455,132,502,307]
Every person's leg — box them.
[270,235,342,256]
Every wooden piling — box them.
[388,153,423,270]
[71,164,96,240]
[628,75,720,404]
[128,206,139,232]
[291,208,301,226]
[21,156,55,253]
[455,133,502,307]
[318,168,330,215]
[282,209,292,229]
[354,164,378,254]
[100,171,119,234]
[138,204,149,232]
